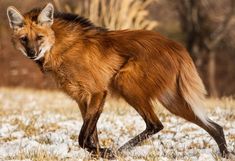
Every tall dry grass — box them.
[53,0,158,30]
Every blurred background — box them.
[0,0,235,97]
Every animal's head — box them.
[7,3,55,60]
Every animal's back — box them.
[109,30,187,99]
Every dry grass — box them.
[6,150,61,161]
[0,87,234,160]
[53,0,158,30]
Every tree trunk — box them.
[208,51,218,97]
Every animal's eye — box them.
[20,36,28,43]
[36,35,44,41]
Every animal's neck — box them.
[37,22,80,72]
[35,58,45,72]
[53,22,81,52]
[36,21,106,72]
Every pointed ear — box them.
[38,3,54,26]
[7,6,24,29]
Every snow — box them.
[0,88,234,160]
[0,138,40,158]
[0,124,18,138]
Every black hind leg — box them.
[160,94,229,157]
[118,95,164,152]
[205,120,228,157]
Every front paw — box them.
[91,148,116,159]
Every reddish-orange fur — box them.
[8,4,228,158]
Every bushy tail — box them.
[178,60,211,127]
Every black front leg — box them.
[78,91,115,159]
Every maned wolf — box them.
[7,3,228,158]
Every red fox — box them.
[7,3,228,158]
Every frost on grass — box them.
[0,87,234,161]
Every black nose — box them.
[27,48,36,57]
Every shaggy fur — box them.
[7,3,228,159]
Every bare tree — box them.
[175,0,235,97]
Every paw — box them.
[221,149,230,158]
[91,148,116,159]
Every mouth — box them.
[29,56,37,59]
[34,48,47,61]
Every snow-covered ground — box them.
[0,88,234,161]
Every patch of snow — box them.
[0,138,39,158]
[0,124,18,138]
[198,153,215,161]
[45,143,69,157]
[57,120,81,134]
[11,131,25,139]
[127,145,153,157]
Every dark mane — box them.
[25,8,106,30]
[54,12,95,28]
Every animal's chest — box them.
[51,62,110,101]
[53,69,71,88]
[50,66,89,100]
[44,52,125,101]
